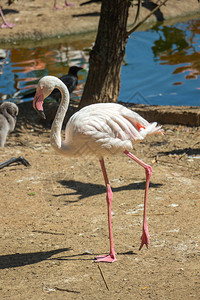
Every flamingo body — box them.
[33,76,163,263]
[0,102,18,147]
[63,102,161,157]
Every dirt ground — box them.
[0,0,200,300]
[0,102,199,300]
[0,0,200,42]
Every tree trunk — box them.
[79,0,130,109]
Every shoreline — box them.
[0,0,199,44]
[18,101,200,128]
[1,0,200,126]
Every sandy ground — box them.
[0,0,200,42]
[0,102,200,300]
[0,1,200,299]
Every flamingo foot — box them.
[54,5,64,10]
[54,3,74,10]
[63,3,75,7]
[139,224,150,250]
[1,23,15,29]
[95,253,116,263]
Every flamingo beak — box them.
[33,87,46,119]
[37,109,46,120]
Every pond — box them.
[0,17,200,107]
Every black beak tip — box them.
[37,110,46,119]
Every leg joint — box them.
[145,165,152,177]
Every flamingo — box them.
[0,0,15,29]
[0,101,31,169]
[53,0,74,10]
[33,76,163,263]
[0,102,18,147]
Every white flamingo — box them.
[33,75,163,263]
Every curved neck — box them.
[1,107,15,132]
[50,81,70,153]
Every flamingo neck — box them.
[1,107,15,132]
[50,82,70,154]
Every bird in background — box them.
[54,0,74,10]
[0,102,18,147]
[0,0,74,28]
[33,75,163,263]
[0,101,31,169]
[22,66,82,102]
[0,0,16,29]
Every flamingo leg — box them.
[0,7,15,28]
[53,0,74,10]
[95,158,116,263]
[124,150,152,250]
[53,0,62,10]
[63,0,75,7]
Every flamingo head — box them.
[33,76,57,119]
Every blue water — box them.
[120,20,200,106]
[0,18,200,106]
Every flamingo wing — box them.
[64,103,162,156]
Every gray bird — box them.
[0,102,18,147]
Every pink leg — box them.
[0,8,15,29]
[95,158,116,263]
[53,0,74,9]
[124,150,152,250]
[63,0,74,7]
[53,0,62,10]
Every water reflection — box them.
[120,18,200,106]
[0,42,90,103]
[152,19,200,84]
[0,17,200,106]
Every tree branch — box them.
[131,0,142,27]
[126,0,169,37]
